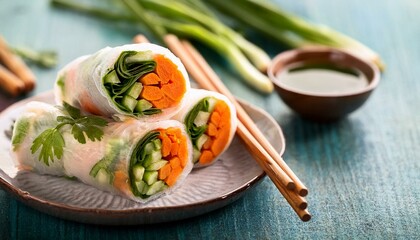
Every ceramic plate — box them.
[0,91,285,225]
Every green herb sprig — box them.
[30,102,108,165]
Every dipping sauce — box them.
[276,64,369,95]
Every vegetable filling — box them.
[126,127,189,198]
[103,51,187,116]
[185,97,232,165]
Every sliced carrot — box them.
[137,55,186,110]
[161,77,185,102]
[165,166,183,187]
[113,170,129,193]
[177,140,188,167]
[140,72,159,85]
[156,127,189,186]
[140,86,163,101]
[207,123,218,137]
[170,141,179,156]
[160,134,172,157]
[158,163,172,180]
[154,55,177,83]
[211,130,229,156]
[202,138,213,150]
[169,157,181,169]
[199,150,214,165]
[210,111,221,126]
[167,127,182,136]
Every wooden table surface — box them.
[0,0,419,239]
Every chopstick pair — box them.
[133,34,311,222]
[0,36,36,96]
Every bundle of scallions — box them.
[51,0,384,94]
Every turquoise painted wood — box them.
[0,0,419,239]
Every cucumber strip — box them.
[196,134,209,150]
[194,111,211,127]
[193,148,201,163]
[153,139,162,150]
[143,142,155,155]
[104,70,120,84]
[143,150,163,168]
[146,160,168,171]
[145,180,165,195]
[135,180,148,194]
[143,171,158,185]
[133,164,145,181]
[127,82,143,98]
[135,99,153,113]
[122,95,138,112]
[207,97,217,112]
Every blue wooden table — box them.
[0,0,419,239]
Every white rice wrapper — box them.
[54,43,190,121]
[11,102,193,203]
[172,88,237,167]
[11,102,66,176]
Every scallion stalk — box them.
[208,0,385,71]
[141,0,271,72]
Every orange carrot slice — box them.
[210,111,221,126]
[169,157,181,169]
[140,72,160,85]
[155,54,177,84]
[158,164,172,180]
[202,138,213,150]
[170,142,179,156]
[157,127,189,186]
[199,150,214,165]
[198,100,232,165]
[207,123,218,137]
[137,54,187,110]
[160,134,172,157]
[141,86,163,100]
[165,166,183,187]
[152,96,175,109]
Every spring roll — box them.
[172,89,237,167]
[11,101,193,203]
[55,43,190,120]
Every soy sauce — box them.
[276,63,369,95]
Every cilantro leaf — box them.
[62,102,81,119]
[31,102,108,165]
[31,128,65,166]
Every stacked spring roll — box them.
[11,101,193,203]
[173,89,237,167]
[10,43,238,204]
[55,43,190,120]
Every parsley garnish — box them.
[30,102,108,166]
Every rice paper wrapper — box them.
[11,102,193,203]
[172,88,237,168]
[54,43,190,121]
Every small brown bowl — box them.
[268,47,380,122]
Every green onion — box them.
[208,0,385,71]
[12,47,58,68]
[51,0,275,94]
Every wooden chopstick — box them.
[0,65,25,96]
[133,34,311,221]
[0,36,36,91]
[162,35,310,221]
[181,39,308,197]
